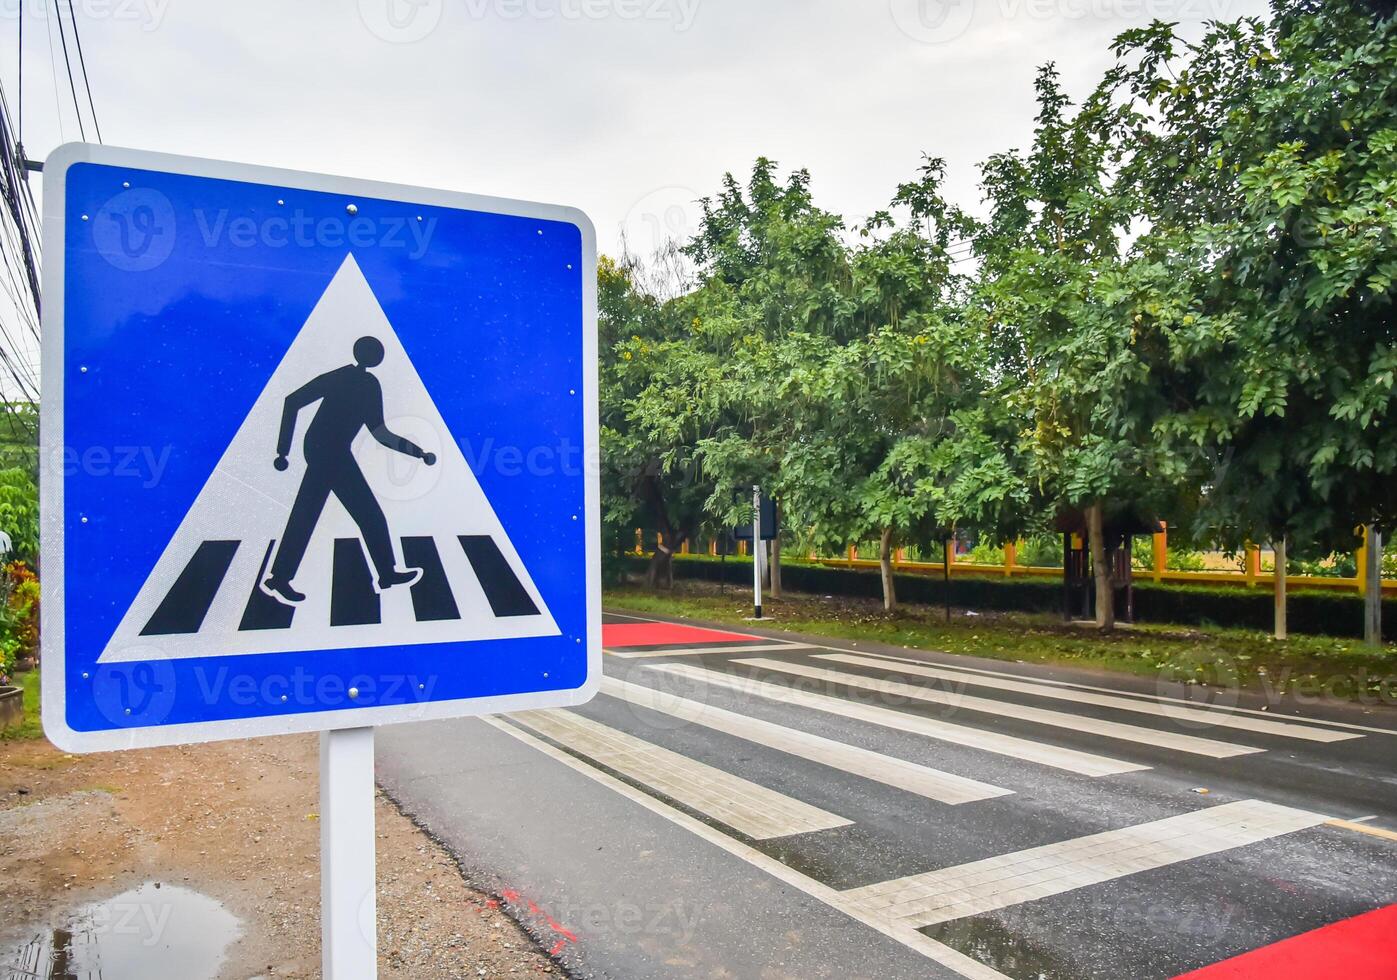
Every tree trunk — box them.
[943,537,953,622]
[1364,524,1382,647]
[1086,501,1115,631]
[644,548,671,590]
[770,537,783,598]
[1273,536,1287,641]
[644,527,684,590]
[879,527,897,613]
[638,471,684,591]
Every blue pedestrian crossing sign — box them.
[40,144,600,751]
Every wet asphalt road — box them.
[376,611,1397,979]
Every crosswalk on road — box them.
[647,661,1149,776]
[731,657,1267,759]
[815,651,1363,743]
[601,675,1012,805]
[438,614,1397,980]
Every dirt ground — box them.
[0,732,558,978]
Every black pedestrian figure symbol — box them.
[263,336,437,605]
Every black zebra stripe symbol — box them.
[139,536,538,636]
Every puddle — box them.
[924,914,1079,979]
[1,881,242,980]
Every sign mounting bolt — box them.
[346,204,359,216]
[348,687,360,700]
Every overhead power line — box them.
[67,0,103,143]
[53,0,88,142]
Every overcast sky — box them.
[2,0,1272,389]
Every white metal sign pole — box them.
[752,485,763,619]
[321,727,377,979]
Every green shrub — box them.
[0,468,37,565]
[633,555,1395,640]
[0,562,38,684]
[1016,536,1063,568]
[966,541,1006,565]
[1294,553,1359,578]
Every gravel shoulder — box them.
[0,731,558,978]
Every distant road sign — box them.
[41,144,600,752]
[735,494,778,541]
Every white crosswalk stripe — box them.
[826,652,1397,737]
[508,709,852,839]
[647,663,1147,777]
[736,658,1263,759]
[817,652,1362,744]
[602,676,1012,805]
[841,799,1328,928]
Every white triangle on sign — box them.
[98,254,560,663]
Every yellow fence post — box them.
[1004,540,1017,578]
[1356,526,1369,596]
[635,528,643,555]
[1245,544,1261,588]
[681,540,689,556]
[848,545,857,566]
[1153,522,1167,584]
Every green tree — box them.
[1107,0,1397,638]
[598,255,713,587]
[675,160,857,590]
[972,66,1203,630]
[711,159,1020,610]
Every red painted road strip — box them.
[602,622,759,649]
[1173,904,1397,979]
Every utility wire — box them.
[16,0,21,145]
[0,80,43,415]
[43,5,66,142]
[53,0,88,142]
[67,0,102,142]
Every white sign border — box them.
[40,142,602,753]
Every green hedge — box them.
[1132,582,1397,640]
[626,554,1397,640]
